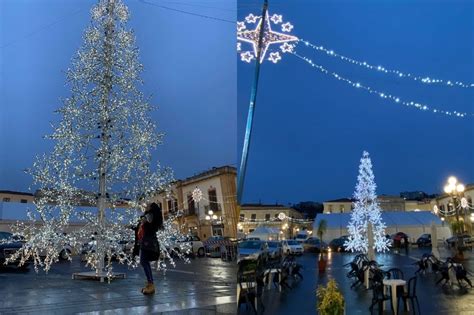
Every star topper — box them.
[237,11,298,63]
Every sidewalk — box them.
[0,257,236,315]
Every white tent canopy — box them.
[247,226,280,241]
[313,211,451,243]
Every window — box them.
[20,199,28,203]
[265,214,271,221]
[328,205,333,213]
[208,188,218,212]
[339,205,345,213]
[174,200,178,212]
[187,193,196,215]
[2,198,10,202]
[240,213,245,221]
[249,229,255,233]
[251,214,256,222]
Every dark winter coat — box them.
[134,207,163,261]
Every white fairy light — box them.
[245,13,259,24]
[280,42,294,53]
[237,21,246,32]
[290,51,472,118]
[238,11,298,63]
[345,151,390,253]
[192,187,203,203]
[268,51,282,63]
[241,51,254,63]
[237,42,241,51]
[281,22,294,32]
[298,38,474,88]
[2,0,188,277]
[270,14,283,24]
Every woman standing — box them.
[136,202,163,295]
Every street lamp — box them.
[443,176,465,230]
[444,176,468,258]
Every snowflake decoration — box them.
[245,14,259,23]
[192,187,203,203]
[461,197,468,209]
[281,22,294,32]
[270,14,283,24]
[240,51,254,63]
[237,11,298,63]
[237,42,241,51]
[280,42,294,53]
[268,52,281,63]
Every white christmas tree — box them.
[4,0,189,276]
[344,151,390,253]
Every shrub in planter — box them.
[317,279,345,315]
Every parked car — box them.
[446,234,474,249]
[281,240,304,255]
[237,240,269,263]
[295,231,310,243]
[392,232,409,241]
[303,237,328,253]
[329,236,350,252]
[416,234,432,247]
[169,235,205,257]
[267,241,282,260]
[0,232,30,269]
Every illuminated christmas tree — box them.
[345,151,390,253]
[5,0,183,277]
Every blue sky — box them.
[0,0,236,191]
[238,0,474,204]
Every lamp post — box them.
[444,176,466,259]
[443,176,465,233]
[205,209,220,236]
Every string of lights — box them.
[138,0,234,24]
[298,39,474,89]
[238,217,314,224]
[290,51,472,118]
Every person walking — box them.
[136,202,163,295]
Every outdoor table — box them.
[383,279,408,315]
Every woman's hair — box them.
[149,202,164,230]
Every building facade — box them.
[153,166,237,240]
[238,204,310,240]
[0,191,34,204]
[324,195,412,213]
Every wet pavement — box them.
[0,256,236,314]
[239,247,474,314]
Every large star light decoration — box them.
[237,11,298,63]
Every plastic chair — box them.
[369,282,393,315]
[398,276,420,314]
[387,268,404,280]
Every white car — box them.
[282,240,304,255]
[170,236,206,257]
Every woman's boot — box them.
[142,282,155,295]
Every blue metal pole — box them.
[237,0,268,205]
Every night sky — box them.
[238,0,474,204]
[0,0,236,192]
